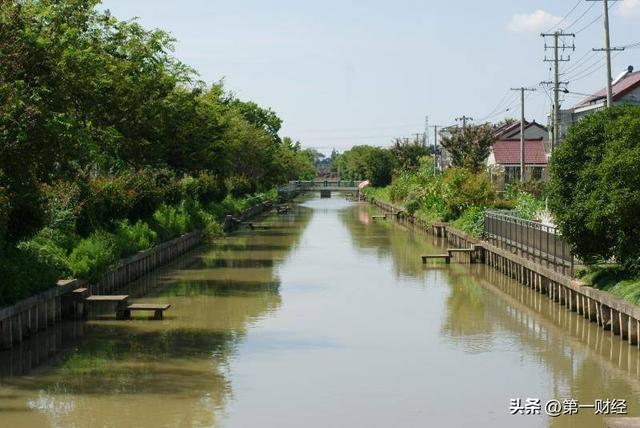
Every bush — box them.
[182,171,227,204]
[226,175,255,198]
[17,228,74,276]
[514,192,545,220]
[442,168,495,220]
[452,207,485,238]
[0,185,9,246]
[152,203,192,241]
[41,180,81,233]
[0,247,64,307]
[77,169,181,234]
[114,220,157,257]
[67,231,118,283]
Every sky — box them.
[99,0,640,153]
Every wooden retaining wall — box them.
[368,197,640,349]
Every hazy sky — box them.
[100,0,640,153]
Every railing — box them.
[483,211,575,275]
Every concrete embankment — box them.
[368,197,640,349]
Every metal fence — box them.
[483,211,574,275]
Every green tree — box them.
[440,124,494,171]
[335,146,396,187]
[390,137,434,172]
[548,105,640,272]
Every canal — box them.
[1,195,639,427]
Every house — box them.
[556,65,640,142]
[493,120,548,141]
[486,137,548,185]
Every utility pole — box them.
[455,115,473,129]
[424,115,429,147]
[588,0,625,108]
[511,87,536,182]
[541,31,574,151]
[425,125,440,175]
[433,126,438,175]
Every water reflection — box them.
[339,203,440,278]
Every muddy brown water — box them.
[1,196,639,428]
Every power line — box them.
[296,132,423,142]
[291,123,424,134]
[561,50,599,75]
[563,54,605,80]
[477,89,513,121]
[569,50,624,83]
[477,91,520,122]
[545,0,584,33]
[564,2,597,31]
[576,1,620,35]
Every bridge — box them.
[278,180,366,198]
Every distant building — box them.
[493,120,548,141]
[494,120,550,153]
[487,138,548,185]
[556,65,640,142]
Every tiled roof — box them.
[575,71,640,108]
[492,139,547,165]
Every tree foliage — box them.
[390,138,434,172]
[335,145,396,187]
[440,124,494,171]
[548,105,640,272]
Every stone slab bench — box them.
[421,254,451,264]
[125,303,171,320]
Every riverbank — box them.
[366,194,640,349]
[0,195,287,351]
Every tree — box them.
[335,146,396,187]
[548,105,640,272]
[390,138,433,172]
[439,124,494,171]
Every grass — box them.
[578,264,640,305]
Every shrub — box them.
[182,171,227,204]
[67,231,118,283]
[0,185,9,246]
[17,228,74,276]
[78,176,133,233]
[0,247,63,307]
[452,206,485,238]
[514,192,545,221]
[442,168,495,220]
[226,175,255,198]
[127,169,175,221]
[41,180,81,232]
[152,203,192,241]
[114,220,157,257]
